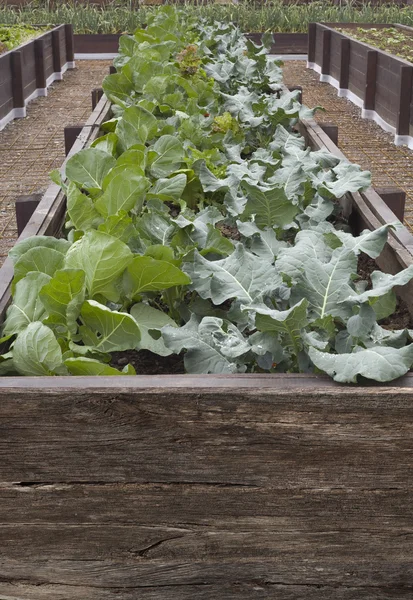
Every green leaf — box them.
[65,230,133,301]
[80,300,141,352]
[3,272,50,336]
[66,182,102,231]
[130,303,177,356]
[276,228,334,281]
[325,224,392,259]
[292,247,357,320]
[90,132,119,156]
[65,148,116,193]
[124,256,191,298]
[162,315,250,373]
[241,181,298,228]
[102,72,133,106]
[245,299,309,356]
[320,162,371,198]
[39,269,86,336]
[13,246,68,286]
[183,245,281,305]
[309,345,413,383]
[347,266,413,304]
[9,236,71,264]
[13,322,63,376]
[98,213,137,243]
[149,135,185,178]
[371,290,397,321]
[95,166,150,217]
[147,173,187,201]
[116,105,158,150]
[65,357,136,376]
[201,224,235,257]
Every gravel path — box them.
[0,59,111,263]
[283,60,413,231]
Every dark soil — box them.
[111,349,185,374]
[217,221,241,240]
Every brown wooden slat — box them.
[0,582,410,600]
[364,50,378,110]
[397,65,413,135]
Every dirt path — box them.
[0,59,111,263]
[283,60,413,231]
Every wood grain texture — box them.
[0,386,412,596]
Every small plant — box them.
[0,24,45,53]
[337,25,413,63]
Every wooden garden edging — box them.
[0,375,413,598]
[73,32,308,56]
[307,22,413,148]
[0,24,75,131]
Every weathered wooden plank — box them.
[0,483,411,526]
[1,556,412,588]
[0,387,413,487]
[0,582,410,600]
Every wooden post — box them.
[319,122,339,146]
[64,125,84,155]
[307,22,317,63]
[396,65,413,136]
[64,23,75,63]
[91,88,104,110]
[339,37,350,90]
[376,187,406,222]
[15,194,42,236]
[52,28,62,74]
[364,50,378,111]
[34,39,46,91]
[10,51,24,113]
[321,29,331,76]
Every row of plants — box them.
[2,0,413,34]
[2,5,413,382]
[337,25,413,63]
[0,23,44,54]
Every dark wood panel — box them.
[59,24,67,65]
[74,33,121,54]
[329,31,342,79]
[0,78,13,121]
[0,52,12,86]
[20,42,37,99]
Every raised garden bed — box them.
[0,23,74,130]
[73,32,308,56]
[1,12,413,595]
[307,22,413,148]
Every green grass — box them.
[1,0,413,34]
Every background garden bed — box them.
[308,22,413,148]
[73,32,308,56]
[0,23,74,130]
